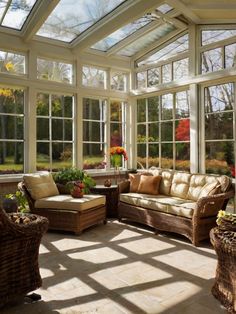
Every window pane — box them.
[176,91,189,118]
[110,123,122,147]
[0,116,23,139]
[206,141,234,176]
[149,123,159,142]
[83,121,104,141]
[205,113,233,140]
[52,119,72,141]
[149,144,159,167]
[202,30,236,46]
[37,58,73,84]
[161,94,173,120]
[161,122,173,141]
[137,124,146,143]
[176,143,190,171]
[37,118,49,140]
[161,143,173,168]
[148,97,159,121]
[147,68,160,87]
[82,66,106,89]
[110,101,122,122]
[137,71,146,89]
[205,84,234,113]
[137,99,146,122]
[162,63,172,83]
[37,142,50,171]
[225,43,236,68]
[173,58,189,80]
[137,144,146,169]
[52,143,73,171]
[36,93,49,116]
[0,88,24,114]
[83,143,105,170]
[201,48,223,73]
[52,95,73,117]
[0,51,25,75]
[111,73,126,91]
[175,119,190,141]
[0,142,24,174]
[83,98,103,120]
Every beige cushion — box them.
[129,172,152,192]
[35,194,106,212]
[168,202,196,218]
[23,172,59,200]
[218,175,231,193]
[170,172,191,198]
[159,170,174,195]
[137,175,162,195]
[198,181,221,199]
[187,174,208,201]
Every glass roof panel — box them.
[1,0,37,30]
[156,4,173,14]
[37,0,126,43]
[91,16,152,52]
[117,23,176,57]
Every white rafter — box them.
[167,0,201,24]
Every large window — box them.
[137,90,190,170]
[37,58,73,84]
[204,83,235,177]
[0,87,24,174]
[83,98,106,170]
[36,93,74,171]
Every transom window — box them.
[0,50,25,75]
[82,66,106,89]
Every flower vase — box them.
[111,154,122,185]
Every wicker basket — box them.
[210,227,236,314]
[0,209,49,308]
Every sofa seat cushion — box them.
[120,193,195,218]
[35,194,106,212]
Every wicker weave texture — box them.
[0,210,48,308]
[210,228,236,314]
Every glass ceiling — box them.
[36,0,126,43]
[0,0,37,30]
[156,4,173,14]
[117,23,176,57]
[91,16,152,52]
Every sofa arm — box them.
[118,180,130,194]
[194,188,235,218]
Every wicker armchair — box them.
[0,208,48,308]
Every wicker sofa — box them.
[118,169,234,245]
[19,172,106,235]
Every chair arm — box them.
[118,180,130,193]
[194,188,235,218]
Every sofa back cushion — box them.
[170,172,191,198]
[159,170,174,195]
[129,172,153,192]
[23,171,59,200]
[137,175,162,195]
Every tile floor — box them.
[2,220,227,314]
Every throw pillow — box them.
[129,172,153,192]
[23,171,59,200]
[198,181,221,198]
[137,175,162,195]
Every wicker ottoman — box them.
[210,227,236,314]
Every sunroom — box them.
[0,0,236,313]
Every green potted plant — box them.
[3,190,29,213]
[53,167,96,194]
[216,210,236,231]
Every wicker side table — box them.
[210,227,236,314]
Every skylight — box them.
[36,0,126,43]
[117,23,176,57]
[156,4,173,14]
[91,16,152,52]
[0,0,37,30]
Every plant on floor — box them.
[216,210,236,231]
[4,190,29,213]
[53,167,96,194]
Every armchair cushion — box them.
[23,172,59,200]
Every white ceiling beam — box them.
[188,2,236,10]
[22,0,60,42]
[167,0,201,24]
[152,11,187,29]
[72,0,164,52]
[199,19,236,25]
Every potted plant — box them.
[3,190,29,213]
[53,167,96,194]
[216,210,236,231]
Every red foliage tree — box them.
[175,119,190,141]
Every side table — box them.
[210,227,236,314]
[90,185,118,218]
